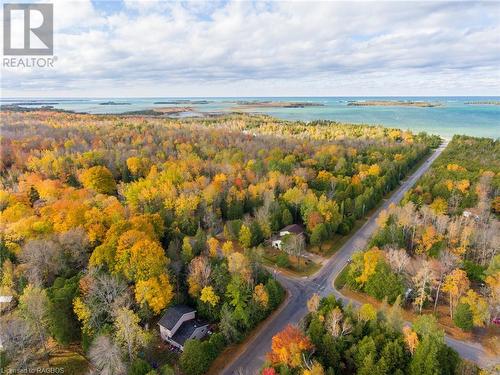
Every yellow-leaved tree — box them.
[135,274,174,314]
[430,197,448,215]
[358,303,377,322]
[402,326,419,354]
[222,241,233,257]
[460,289,490,327]
[200,286,220,307]
[120,238,169,281]
[302,362,325,375]
[356,247,384,284]
[79,166,116,195]
[207,237,219,258]
[417,226,441,254]
[253,283,269,309]
[442,269,470,318]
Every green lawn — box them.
[334,264,350,289]
[48,350,88,375]
[261,247,321,277]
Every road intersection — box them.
[222,142,498,374]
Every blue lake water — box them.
[2,97,499,139]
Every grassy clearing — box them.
[334,265,350,290]
[47,346,88,375]
[262,247,321,277]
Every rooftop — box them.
[281,224,305,235]
[158,305,196,331]
[171,319,208,347]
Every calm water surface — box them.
[3,97,499,139]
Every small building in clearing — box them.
[158,305,209,351]
[270,224,305,250]
[462,209,480,221]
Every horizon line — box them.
[3,95,500,99]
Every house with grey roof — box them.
[158,305,209,351]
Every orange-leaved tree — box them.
[267,324,313,369]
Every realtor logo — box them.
[3,3,53,55]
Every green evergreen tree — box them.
[250,221,264,246]
[282,209,293,226]
[364,262,404,303]
[310,223,327,246]
[47,276,81,345]
[453,303,473,331]
[408,336,441,375]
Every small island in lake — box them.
[99,101,132,105]
[347,100,442,107]
[153,100,211,105]
[464,101,500,105]
[233,101,324,110]
[0,104,76,113]
[120,106,194,116]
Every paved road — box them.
[222,142,497,375]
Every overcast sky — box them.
[2,0,500,97]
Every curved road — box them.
[222,142,498,374]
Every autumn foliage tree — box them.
[268,324,313,368]
[442,269,470,318]
[79,166,116,195]
[0,109,442,371]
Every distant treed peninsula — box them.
[464,101,500,105]
[233,101,324,109]
[347,100,442,107]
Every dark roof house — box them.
[158,305,208,350]
[170,319,208,348]
[158,305,195,331]
[270,224,306,250]
[280,224,305,235]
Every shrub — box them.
[159,365,174,375]
[337,220,352,235]
[128,358,152,375]
[209,332,226,354]
[179,339,215,375]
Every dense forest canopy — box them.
[0,111,440,374]
[264,294,470,375]
[338,135,499,358]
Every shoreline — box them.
[0,105,497,140]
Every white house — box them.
[158,305,209,351]
[271,224,305,250]
[462,210,480,221]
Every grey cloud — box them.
[2,0,499,96]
